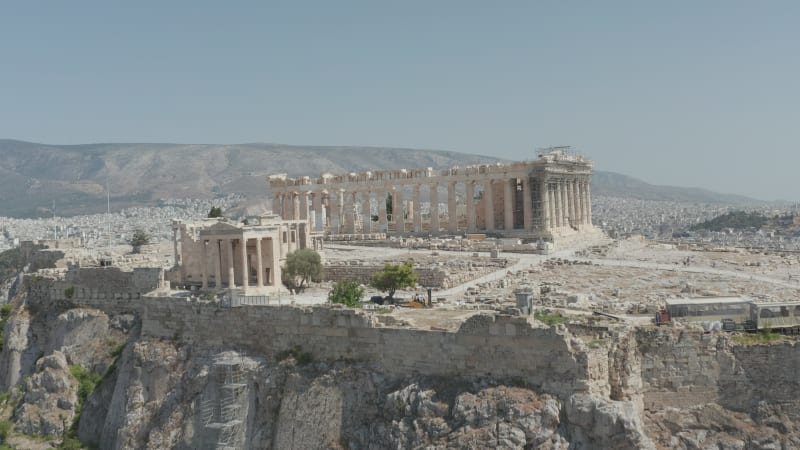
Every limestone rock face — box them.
[0,310,34,390]
[645,403,800,450]
[47,308,126,370]
[565,393,656,450]
[14,351,78,437]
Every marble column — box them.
[585,180,593,225]
[361,191,372,233]
[521,177,533,230]
[273,194,282,217]
[240,238,249,293]
[413,185,422,232]
[378,191,388,232]
[214,239,222,288]
[299,192,310,221]
[575,181,584,226]
[292,193,300,221]
[503,179,514,230]
[226,239,235,288]
[484,180,494,232]
[550,184,559,228]
[573,179,581,225]
[560,180,569,228]
[393,188,405,233]
[269,238,281,287]
[447,181,457,233]
[466,181,476,231]
[344,191,356,234]
[201,240,208,289]
[430,183,439,232]
[329,191,340,233]
[255,237,263,288]
[282,193,292,220]
[535,178,545,231]
[567,180,575,227]
[312,192,323,231]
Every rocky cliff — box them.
[0,277,798,449]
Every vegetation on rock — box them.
[691,211,768,232]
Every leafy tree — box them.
[129,229,150,253]
[328,280,365,307]
[208,206,223,218]
[370,261,417,300]
[282,248,322,293]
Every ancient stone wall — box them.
[138,302,601,399]
[23,275,603,399]
[635,328,800,414]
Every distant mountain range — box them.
[0,139,763,217]
[590,170,760,204]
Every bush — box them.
[0,419,10,443]
[328,280,365,307]
[276,346,313,366]
[534,310,566,326]
[0,303,12,319]
[63,286,75,299]
[69,365,101,406]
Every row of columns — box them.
[274,176,591,234]
[545,178,591,229]
[200,237,278,293]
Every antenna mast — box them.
[106,177,111,248]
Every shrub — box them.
[63,286,75,299]
[534,310,566,326]
[328,280,365,307]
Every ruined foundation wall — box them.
[635,328,800,413]
[139,302,602,398]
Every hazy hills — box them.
[0,139,761,217]
[590,170,759,204]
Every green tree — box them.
[208,206,223,218]
[328,280,365,307]
[370,261,417,300]
[282,248,322,293]
[129,229,150,254]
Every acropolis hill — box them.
[0,148,798,449]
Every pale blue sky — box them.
[1,1,798,200]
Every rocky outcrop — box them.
[5,286,800,449]
[0,307,35,390]
[14,351,78,437]
[565,394,654,450]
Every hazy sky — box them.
[2,1,798,201]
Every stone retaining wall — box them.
[24,275,603,400]
[635,328,800,413]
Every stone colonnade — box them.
[269,150,593,238]
[197,236,280,293]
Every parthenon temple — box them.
[269,147,595,241]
